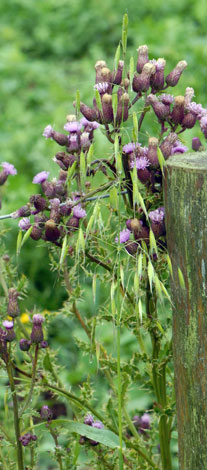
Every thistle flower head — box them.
[64,121,82,133]
[42,125,54,139]
[171,141,188,154]
[149,207,165,223]
[80,117,100,129]
[33,171,50,184]
[94,82,109,93]
[84,414,94,426]
[1,162,17,175]
[159,94,174,105]
[123,142,140,154]
[115,228,131,244]
[18,218,31,231]
[130,156,150,170]
[33,314,44,325]
[73,205,87,219]
[3,320,14,329]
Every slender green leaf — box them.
[95,89,102,112]
[21,226,33,248]
[16,230,23,255]
[114,43,121,71]
[59,235,68,267]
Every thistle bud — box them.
[52,131,69,146]
[79,102,98,122]
[12,204,31,219]
[113,60,124,85]
[19,433,37,447]
[30,314,44,344]
[7,288,19,318]
[3,320,15,342]
[133,222,149,244]
[66,216,80,231]
[148,137,159,168]
[150,58,166,90]
[148,94,169,121]
[30,195,47,212]
[181,112,196,129]
[184,87,195,107]
[136,45,149,73]
[0,328,8,361]
[95,60,107,83]
[19,338,31,351]
[30,224,43,241]
[133,63,155,93]
[171,96,185,124]
[116,93,129,125]
[41,181,56,199]
[102,94,113,123]
[90,421,104,446]
[192,137,202,151]
[66,114,76,122]
[149,207,165,238]
[160,133,178,159]
[125,241,139,255]
[100,67,112,83]
[55,152,76,170]
[40,405,53,421]
[45,219,60,242]
[0,170,8,185]
[122,78,130,92]
[166,60,187,87]
[50,198,61,223]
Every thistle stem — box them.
[6,362,24,470]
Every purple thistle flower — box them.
[64,121,82,133]
[92,420,104,430]
[80,118,100,129]
[130,156,150,170]
[184,87,195,106]
[84,414,94,426]
[171,141,188,154]
[186,102,205,118]
[40,405,53,421]
[42,125,54,139]
[1,162,17,175]
[94,82,109,93]
[149,207,165,223]
[18,218,31,231]
[200,115,207,136]
[33,314,44,325]
[80,132,90,148]
[33,171,50,184]
[73,205,86,219]
[115,228,131,244]
[159,94,174,105]
[133,413,151,434]
[68,134,79,151]
[123,142,140,154]
[3,321,14,329]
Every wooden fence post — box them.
[164,151,207,469]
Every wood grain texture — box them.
[164,151,207,469]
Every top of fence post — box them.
[164,150,207,470]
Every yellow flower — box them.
[20,313,30,324]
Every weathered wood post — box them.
[164,151,207,469]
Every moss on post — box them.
[164,151,207,469]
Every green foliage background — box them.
[0,1,206,467]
